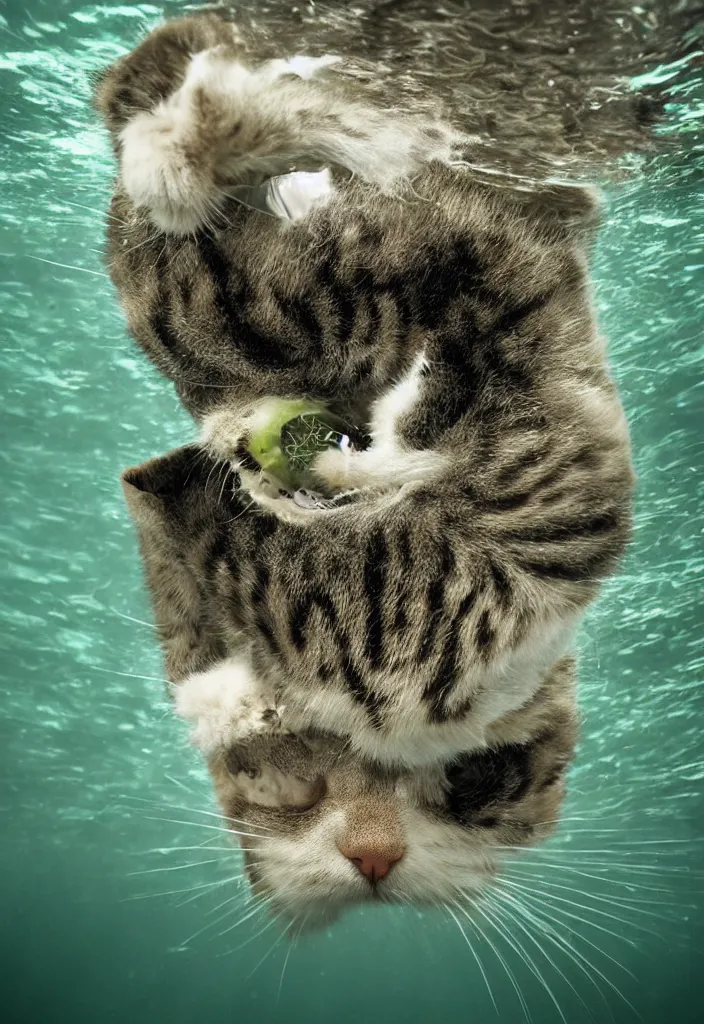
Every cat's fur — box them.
[121,435,593,774]
[102,11,634,767]
[122,445,577,923]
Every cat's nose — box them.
[341,848,404,882]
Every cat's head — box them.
[204,683,576,927]
[122,446,578,925]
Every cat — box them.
[97,10,634,768]
[122,443,577,924]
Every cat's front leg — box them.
[311,444,447,493]
[174,655,285,756]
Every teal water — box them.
[1,3,702,1022]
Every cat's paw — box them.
[201,400,285,466]
[311,445,385,492]
[118,48,341,234]
[310,445,357,491]
[174,657,284,755]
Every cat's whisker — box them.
[443,901,498,1015]
[499,845,700,869]
[538,826,704,843]
[533,815,681,829]
[173,376,240,389]
[216,462,233,505]
[108,608,157,631]
[180,449,216,491]
[142,845,239,856]
[473,898,546,1006]
[27,254,110,278]
[499,876,663,939]
[506,856,699,876]
[491,894,616,1022]
[476,895,568,1024]
[124,871,245,901]
[502,860,686,895]
[504,869,697,915]
[502,873,693,923]
[119,230,164,258]
[233,907,293,970]
[92,665,167,684]
[125,795,273,831]
[242,913,293,981]
[487,889,597,1023]
[454,897,532,1022]
[60,199,128,224]
[175,874,249,910]
[223,498,256,524]
[494,879,640,948]
[201,458,229,503]
[384,884,414,908]
[277,911,309,1003]
[606,837,704,847]
[178,889,251,943]
[490,887,638,1014]
[138,814,267,840]
[128,858,223,877]
[218,895,279,946]
[494,886,638,985]
[203,455,225,494]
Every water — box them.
[1,2,702,1022]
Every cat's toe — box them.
[310,445,352,491]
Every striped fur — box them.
[106,12,635,767]
[122,435,620,767]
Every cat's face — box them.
[206,717,575,926]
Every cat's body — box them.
[101,12,633,768]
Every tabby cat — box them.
[98,9,634,769]
[92,0,684,921]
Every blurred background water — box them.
[1,2,702,1022]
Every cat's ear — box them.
[94,16,223,133]
[121,444,214,523]
[122,444,201,497]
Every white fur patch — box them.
[174,656,279,754]
[119,105,209,234]
[371,350,430,443]
[312,351,450,491]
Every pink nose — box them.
[344,851,404,882]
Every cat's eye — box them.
[285,776,327,812]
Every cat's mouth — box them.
[243,852,400,913]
